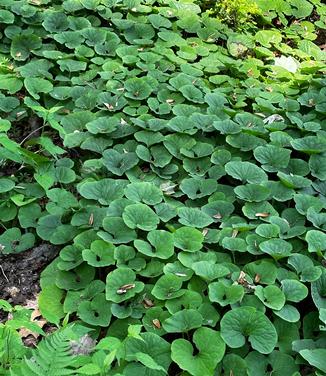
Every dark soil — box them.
[315,28,326,49]
[0,244,59,321]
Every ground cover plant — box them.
[0,0,326,374]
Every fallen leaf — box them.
[152,319,161,329]
[254,274,261,283]
[255,212,270,218]
[143,298,154,308]
[117,283,135,294]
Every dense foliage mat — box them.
[0,0,326,374]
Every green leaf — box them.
[254,145,291,171]
[0,227,35,254]
[277,172,311,189]
[0,94,19,112]
[306,230,326,254]
[299,349,326,373]
[254,285,286,310]
[213,119,241,135]
[105,267,144,303]
[223,353,248,376]
[125,332,171,374]
[178,251,217,269]
[202,201,235,221]
[168,116,197,134]
[56,263,95,290]
[173,227,204,252]
[193,261,230,281]
[11,34,42,60]
[291,136,326,154]
[291,0,313,17]
[273,304,300,323]
[220,307,277,354]
[298,40,325,60]
[0,9,14,23]
[209,281,244,306]
[163,309,203,333]
[57,245,83,271]
[24,77,53,100]
[42,11,69,32]
[205,92,227,108]
[38,285,64,325]
[246,351,299,376]
[53,31,85,49]
[0,178,15,193]
[148,14,172,28]
[256,224,280,238]
[124,182,163,205]
[259,239,292,260]
[0,74,23,94]
[101,217,137,244]
[102,149,139,176]
[225,161,268,184]
[171,327,225,376]
[86,117,119,134]
[178,207,214,228]
[58,59,87,72]
[77,364,102,375]
[0,299,12,312]
[82,240,115,267]
[180,178,217,199]
[78,179,127,205]
[255,30,282,47]
[77,293,112,326]
[288,253,322,282]
[46,188,78,210]
[0,119,11,132]
[133,352,167,373]
[294,194,324,216]
[127,324,143,340]
[123,203,160,231]
[281,279,308,303]
[311,269,326,309]
[234,184,270,202]
[152,274,184,300]
[125,77,153,100]
[309,155,326,180]
[134,230,174,259]
[226,133,266,151]
[179,85,204,103]
[222,237,247,252]
[165,289,202,313]
[82,26,106,45]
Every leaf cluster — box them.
[0,0,325,375]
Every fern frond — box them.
[10,330,78,376]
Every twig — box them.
[0,222,7,230]
[19,124,45,146]
[0,265,9,283]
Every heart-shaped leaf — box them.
[163,309,203,333]
[82,240,115,267]
[171,327,225,376]
[105,267,144,303]
[77,293,112,326]
[209,281,244,306]
[102,149,139,176]
[124,182,163,205]
[134,230,174,259]
[173,227,204,252]
[123,203,160,231]
[225,161,268,184]
[220,307,278,354]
